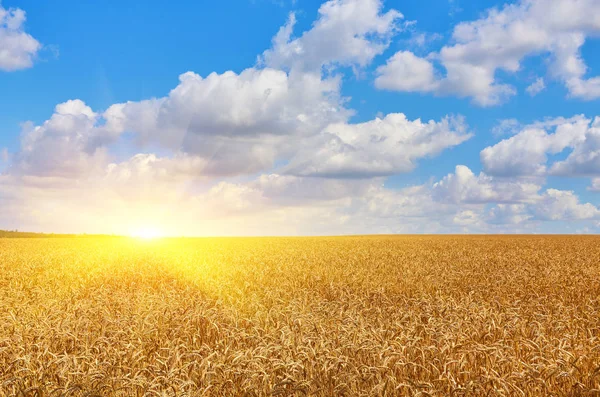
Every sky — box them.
[1,0,600,236]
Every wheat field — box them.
[0,236,599,396]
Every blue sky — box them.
[1,0,600,235]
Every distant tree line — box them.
[0,230,116,238]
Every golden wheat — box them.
[0,236,599,396]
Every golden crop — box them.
[0,236,599,396]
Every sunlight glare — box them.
[130,227,164,240]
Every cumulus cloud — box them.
[589,178,600,192]
[103,69,348,176]
[193,169,600,232]
[376,0,600,105]
[430,164,600,226]
[0,4,41,71]
[250,174,376,204]
[6,69,350,180]
[487,204,532,225]
[432,165,541,204]
[533,189,600,221]
[550,117,600,176]
[374,51,439,92]
[2,0,461,185]
[453,210,484,227]
[105,153,212,186]
[285,113,471,178]
[3,0,599,235]
[9,100,117,178]
[261,0,402,72]
[10,90,468,182]
[481,115,591,176]
[107,69,347,144]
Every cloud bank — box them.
[0,3,41,71]
[1,0,599,235]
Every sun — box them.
[130,227,164,240]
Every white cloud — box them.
[251,173,376,204]
[481,115,590,176]
[0,4,41,71]
[7,71,468,183]
[589,178,600,192]
[432,165,541,204]
[453,210,483,227]
[7,100,220,181]
[107,69,346,142]
[374,51,439,92]
[3,156,599,235]
[487,204,531,225]
[491,119,521,137]
[550,117,600,176]
[261,0,402,72]
[532,189,600,221]
[86,1,411,179]
[103,68,349,177]
[284,113,471,178]
[105,153,210,185]
[376,0,600,105]
[10,100,116,178]
[429,164,600,226]
[565,76,600,100]
[194,170,600,232]
[483,115,600,179]
[526,77,546,96]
